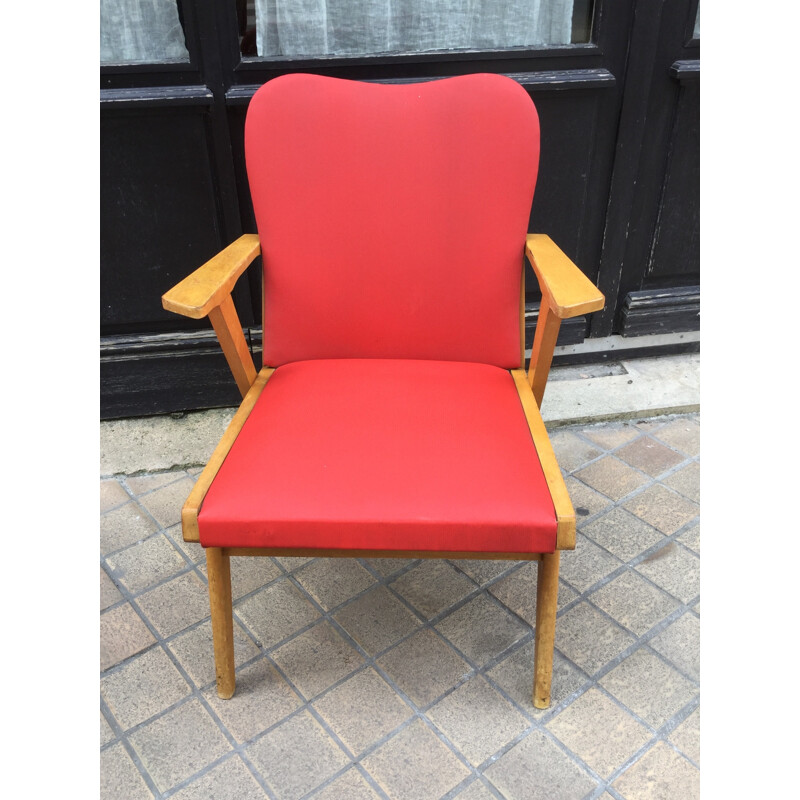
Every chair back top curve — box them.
[245,72,540,368]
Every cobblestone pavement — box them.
[100,413,700,800]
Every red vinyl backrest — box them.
[244,73,540,368]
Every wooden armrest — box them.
[525,234,604,319]
[161,234,261,397]
[161,234,261,319]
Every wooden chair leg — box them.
[206,547,235,699]
[533,551,560,709]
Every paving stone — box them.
[580,423,641,451]
[453,780,497,799]
[615,436,686,477]
[168,618,260,689]
[377,628,471,708]
[106,534,187,594]
[101,567,123,611]
[547,688,651,778]
[101,647,191,730]
[363,557,415,577]
[580,507,664,562]
[390,560,476,619]
[235,579,320,649]
[100,502,159,555]
[361,718,470,800]
[126,472,186,496]
[313,768,382,800]
[651,417,700,457]
[560,534,622,593]
[274,556,314,571]
[623,486,699,535]
[649,613,700,681]
[246,711,350,800]
[427,675,529,766]
[574,456,650,501]
[662,461,700,503]
[100,603,157,671]
[169,756,268,800]
[333,585,421,656]
[228,557,283,599]
[101,479,131,512]
[101,711,115,746]
[136,571,210,638]
[313,668,413,756]
[135,476,195,528]
[669,707,700,764]
[487,641,588,715]
[484,729,597,800]
[590,570,680,636]
[271,620,364,699]
[635,543,700,604]
[489,564,577,626]
[294,558,376,610]
[128,700,232,793]
[168,524,205,564]
[203,659,302,743]
[612,740,699,799]
[564,475,614,519]
[679,522,700,555]
[195,553,283,599]
[599,648,697,729]
[548,429,604,472]
[452,558,518,586]
[555,602,635,676]
[435,594,529,667]
[100,742,153,800]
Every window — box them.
[101,0,189,64]
[236,0,594,59]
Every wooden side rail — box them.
[162,234,261,397]
[511,369,576,550]
[525,234,605,406]
[181,367,275,543]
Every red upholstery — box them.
[198,360,557,553]
[245,73,540,368]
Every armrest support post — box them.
[208,295,257,398]
[527,300,561,407]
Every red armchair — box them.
[162,73,604,708]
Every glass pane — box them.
[693,1,700,39]
[101,0,190,64]
[237,0,594,59]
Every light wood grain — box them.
[533,551,560,708]
[511,369,576,550]
[181,367,275,543]
[527,299,561,407]
[208,295,257,397]
[206,547,235,699]
[161,234,261,319]
[525,234,605,319]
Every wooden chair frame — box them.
[162,232,603,708]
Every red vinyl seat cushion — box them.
[198,359,557,554]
